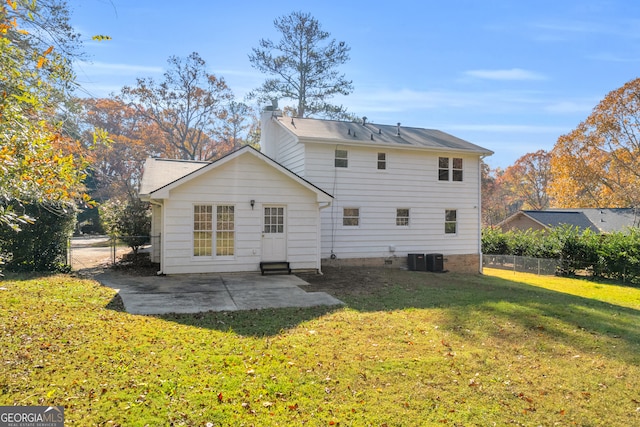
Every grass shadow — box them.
[322,268,640,363]
[156,304,342,337]
[102,266,640,364]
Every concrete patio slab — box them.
[95,271,343,315]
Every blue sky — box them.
[68,0,640,169]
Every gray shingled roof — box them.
[274,116,493,155]
[139,158,208,195]
[522,208,640,233]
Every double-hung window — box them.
[396,208,409,226]
[445,209,457,234]
[438,157,463,181]
[216,205,235,256]
[343,208,359,226]
[193,205,213,256]
[193,204,235,257]
[377,152,386,170]
[335,149,348,168]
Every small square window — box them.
[377,152,386,170]
[396,208,409,226]
[445,209,457,234]
[335,149,348,168]
[343,208,359,226]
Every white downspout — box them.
[317,201,332,274]
[478,156,486,274]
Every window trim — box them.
[343,207,360,227]
[335,149,348,168]
[215,205,235,257]
[445,209,457,235]
[396,208,410,227]
[377,152,387,170]
[438,157,464,182]
[192,203,236,259]
[193,204,213,257]
[452,158,463,182]
[438,157,449,181]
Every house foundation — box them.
[321,253,481,274]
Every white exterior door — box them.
[262,206,287,261]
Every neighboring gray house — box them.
[497,208,640,233]
[139,107,493,275]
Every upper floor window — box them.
[335,149,348,168]
[377,152,386,170]
[452,158,463,181]
[439,157,463,181]
[396,208,409,226]
[343,208,359,226]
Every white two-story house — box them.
[260,107,493,273]
[139,106,492,275]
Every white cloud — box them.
[586,52,640,63]
[464,68,546,81]
[545,100,594,114]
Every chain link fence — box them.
[483,254,560,276]
[483,254,640,285]
[68,235,160,270]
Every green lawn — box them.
[1,268,639,426]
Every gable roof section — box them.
[500,208,640,233]
[139,158,209,196]
[139,145,333,202]
[521,211,598,232]
[272,116,493,156]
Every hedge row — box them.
[0,202,75,273]
[482,225,640,283]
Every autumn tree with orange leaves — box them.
[1,0,89,230]
[501,150,551,210]
[550,78,640,208]
[121,52,237,161]
[80,98,165,201]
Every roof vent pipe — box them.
[370,134,374,141]
[397,123,401,136]
[348,128,351,135]
[378,128,382,135]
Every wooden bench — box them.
[259,261,291,275]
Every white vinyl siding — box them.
[301,144,481,259]
[159,153,323,274]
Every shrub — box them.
[100,197,151,254]
[482,225,640,284]
[0,201,75,272]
